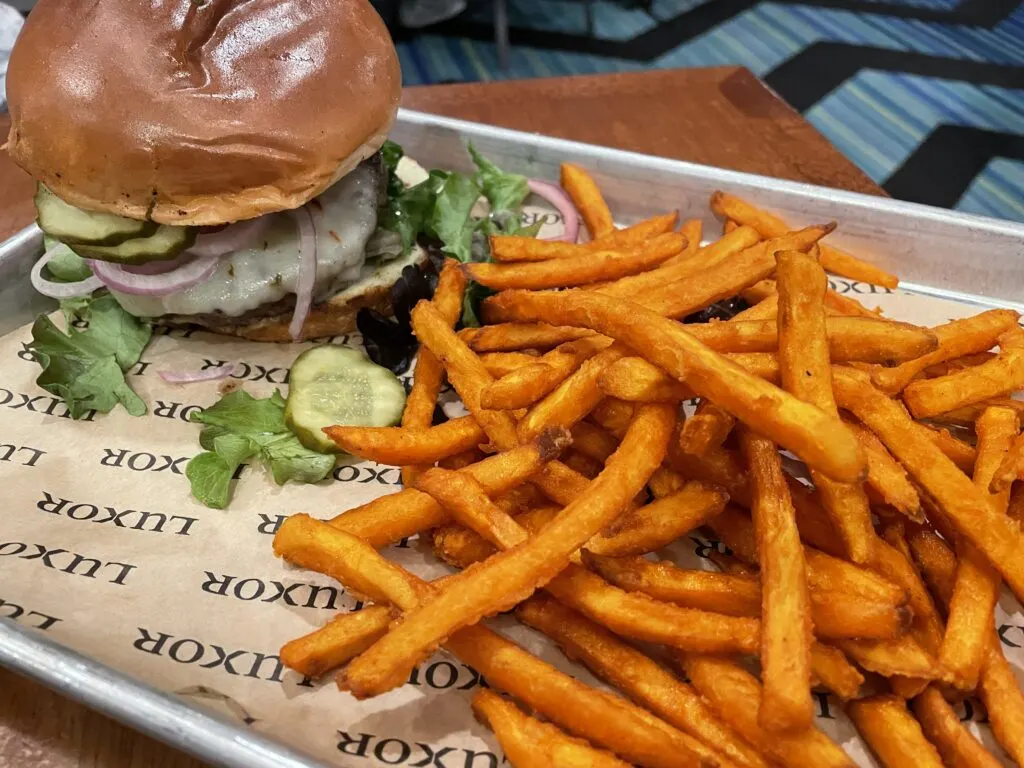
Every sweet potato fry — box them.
[480,335,614,410]
[275,515,706,768]
[466,232,685,291]
[598,356,692,403]
[991,430,1024,493]
[912,687,1003,768]
[903,329,1024,419]
[837,634,940,679]
[328,430,570,546]
[472,689,631,768]
[833,366,1024,601]
[776,250,874,563]
[673,218,704,262]
[933,397,1024,429]
[921,424,977,474]
[843,419,921,520]
[941,406,1017,691]
[824,288,881,317]
[871,308,1020,394]
[590,398,636,438]
[846,695,944,768]
[709,190,899,289]
[737,428,813,732]
[487,289,865,483]
[594,224,760,298]
[480,351,541,378]
[401,261,467,483]
[517,345,627,441]
[340,404,675,698]
[561,163,614,238]
[584,480,727,556]
[680,654,856,768]
[490,212,679,262]
[809,643,864,700]
[469,323,596,352]
[280,606,391,678]
[678,400,735,456]
[323,415,485,466]
[570,420,620,464]
[517,595,769,768]
[741,279,777,305]
[732,292,778,322]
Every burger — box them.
[7,0,421,343]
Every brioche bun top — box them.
[6,0,401,225]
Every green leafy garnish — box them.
[22,294,150,418]
[430,173,482,264]
[468,144,530,234]
[185,389,336,509]
[380,139,406,199]
[46,244,93,282]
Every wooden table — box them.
[0,66,881,768]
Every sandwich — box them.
[7,0,418,342]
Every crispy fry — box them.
[598,356,691,403]
[846,695,944,768]
[674,218,704,262]
[488,289,865,482]
[570,421,620,463]
[1010,483,1024,523]
[481,351,541,378]
[912,687,1003,768]
[921,424,977,474]
[871,308,1020,394]
[776,250,874,563]
[585,480,727,556]
[595,225,760,299]
[942,406,1017,691]
[738,428,812,732]
[280,606,391,678]
[991,430,1024,493]
[735,296,779,325]
[401,261,467,484]
[276,516,706,768]
[844,419,921,520]
[680,654,856,768]
[563,449,603,479]
[709,191,898,288]
[490,212,679,262]
[518,346,627,441]
[324,415,485,466]
[472,689,631,768]
[340,404,675,698]
[590,398,636,438]
[470,323,597,352]
[466,232,685,291]
[833,367,1024,601]
[517,595,769,768]
[824,289,880,317]
[740,279,777,305]
[903,329,1024,419]
[810,643,865,700]
[678,401,735,456]
[481,336,614,410]
[561,163,615,238]
[837,634,940,679]
[328,431,570,546]
[933,397,1024,429]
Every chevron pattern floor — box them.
[393,0,1024,221]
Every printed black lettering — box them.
[233,362,253,380]
[257,514,286,535]
[411,744,455,768]
[304,584,340,610]
[21,545,68,569]
[100,448,129,467]
[998,624,1021,649]
[153,401,181,419]
[246,653,285,682]
[0,444,15,462]
[960,698,975,722]
[16,447,45,467]
[0,599,24,619]
[361,466,399,485]
[337,732,373,757]
[67,503,100,521]
[103,561,136,585]
[116,509,168,533]
[151,324,196,339]
[168,516,198,536]
[0,388,13,405]
[25,610,61,630]
[394,537,414,549]
[63,553,103,579]
[127,453,158,471]
[425,661,458,690]
[461,749,497,768]
[134,628,172,655]
[690,537,730,560]
[233,578,265,601]
[168,638,205,664]
[129,360,151,376]
[203,572,234,596]
[231,463,247,480]
[10,393,47,412]
[457,664,482,690]
[37,492,70,516]
[0,542,27,556]
[333,465,360,483]
[152,455,189,475]
[202,358,229,371]
[200,645,248,675]
[814,692,835,719]
[375,739,412,765]
[408,665,421,687]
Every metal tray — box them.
[2,107,1023,768]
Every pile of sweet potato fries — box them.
[273,163,1024,768]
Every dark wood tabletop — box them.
[0,66,882,768]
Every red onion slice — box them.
[89,252,219,296]
[123,251,197,275]
[289,206,318,341]
[527,179,580,243]
[189,217,271,258]
[159,363,236,384]
[30,247,104,298]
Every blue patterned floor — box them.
[394,0,1024,221]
